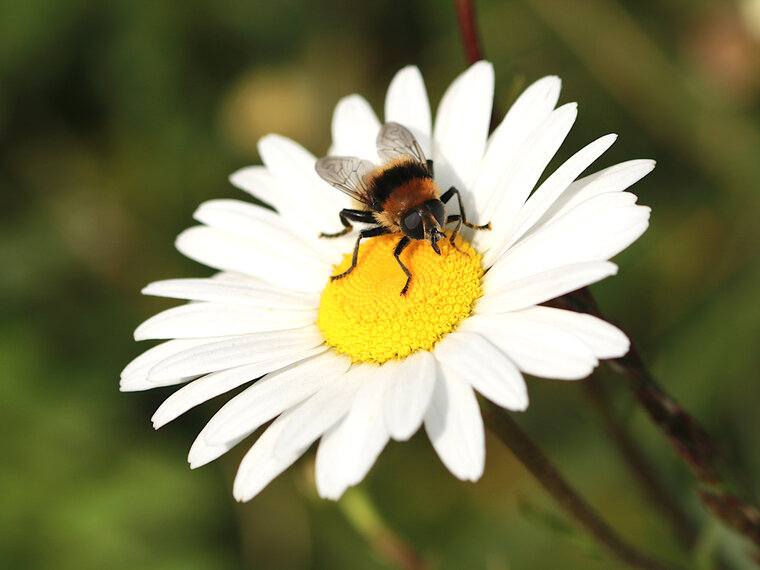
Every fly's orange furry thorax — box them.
[374,177,439,228]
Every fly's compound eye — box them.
[425,199,446,227]
[401,209,424,240]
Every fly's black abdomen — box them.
[369,161,432,209]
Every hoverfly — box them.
[316,122,491,296]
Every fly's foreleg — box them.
[440,186,491,245]
[393,236,413,296]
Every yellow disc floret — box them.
[317,232,484,364]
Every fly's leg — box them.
[330,226,390,281]
[442,214,466,254]
[393,236,413,296]
[440,186,491,246]
[320,209,375,238]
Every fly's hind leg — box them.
[440,186,491,246]
[330,226,390,281]
[320,208,375,238]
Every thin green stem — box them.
[338,487,433,570]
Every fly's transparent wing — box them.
[315,156,377,205]
[376,122,428,165]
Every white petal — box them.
[134,302,317,340]
[142,278,320,310]
[122,338,203,381]
[435,332,528,411]
[473,75,561,213]
[209,271,261,284]
[536,159,655,230]
[486,193,650,282]
[258,134,348,233]
[458,313,598,380]
[194,199,337,264]
[476,103,579,262]
[433,61,494,192]
[188,422,243,468]
[273,364,371,459]
[335,369,391,486]
[383,351,436,441]
[230,164,349,249]
[330,95,381,161]
[510,306,629,359]
[151,345,328,429]
[202,351,350,446]
[120,338,225,391]
[228,166,280,210]
[493,133,618,256]
[384,65,432,158]
[147,326,325,382]
[232,413,301,502]
[424,364,485,481]
[315,420,352,500]
[176,226,328,292]
[479,261,618,314]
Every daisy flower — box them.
[121,61,653,502]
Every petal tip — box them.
[530,75,562,99]
[187,453,207,470]
[151,409,170,429]
[174,227,196,252]
[232,482,249,502]
[227,167,245,183]
[257,133,294,157]
[470,59,494,73]
[132,325,151,342]
[397,64,421,76]
[336,93,368,108]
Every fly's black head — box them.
[401,199,446,242]
[400,199,448,256]
[400,209,425,240]
[424,199,446,227]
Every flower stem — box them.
[562,287,760,552]
[455,0,485,65]
[453,0,760,556]
[583,376,699,550]
[338,487,432,570]
[482,401,681,570]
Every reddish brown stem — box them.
[453,0,760,556]
[584,377,699,550]
[562,288,760,552]
[483,402,681,570]
[455,0,485,65]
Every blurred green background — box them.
[2,0,759,568]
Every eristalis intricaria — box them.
[315,122,491,296]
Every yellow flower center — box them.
[317,232,484,364]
